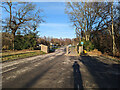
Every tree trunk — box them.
[12,30,15,50]
[79,36,81,41]
[8,2,12,29]
[111,3,116,56]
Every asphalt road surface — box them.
[2,47,120,89]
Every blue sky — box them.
[2,2,76,39]
[35,2,76,39]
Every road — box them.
[68,46,78,56]
[2,47,120,88]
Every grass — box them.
[1,50,46,62]
[102,54,120,63]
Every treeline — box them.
[37,37,72,46]
[2,32,38,50]
[2,31,95,50]
[65,2,120,56]
[2,32,75,50]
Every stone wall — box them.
[79,46,83,54]
[41,44,49,53]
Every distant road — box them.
[2,47,120,88]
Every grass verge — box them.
[1,50,46,62]
[102,55,120,63]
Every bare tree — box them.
[2,2,44,50]
[65,2,112,41]
[65,2,119,56]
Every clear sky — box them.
[35,2,76,39]
[2,2,76,39]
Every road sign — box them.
[81,42,84,45]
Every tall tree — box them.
[65,2,112,41]
[111,2,120,56]
[111,2,115,56]
[2,2,44,50]
[65,2,119,56]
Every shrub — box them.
[14,32,38,50]
[83,41,94,51]
[78,42,82,46]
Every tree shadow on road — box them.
[72,61,83,90]
[79,56,120,88]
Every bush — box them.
[14,35,24,50]
[78,41,82,46]
[14,32,38,50]
[83,41,94,51]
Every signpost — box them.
[81,42,84,45]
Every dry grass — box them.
[102,54,120,63]
[1,50,46,62]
